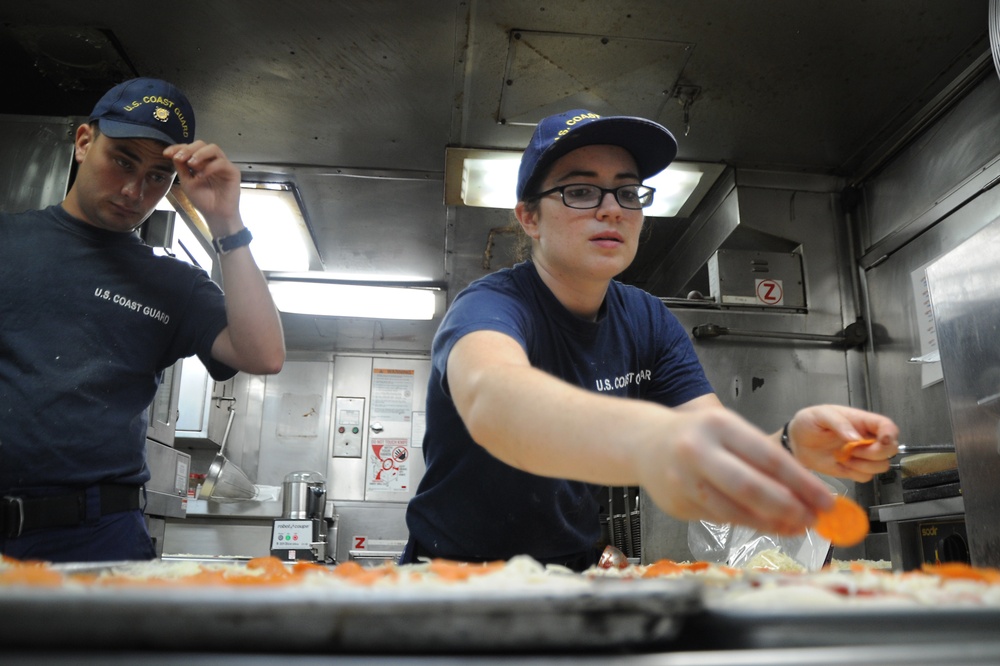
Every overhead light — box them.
[267,276,439,320]
[161,182,321,273]
[444,147,724,218]
[643,162,724,217]
[238,183,321,272]
[456,150,523,210]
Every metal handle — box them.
[218,405,237,457]
[692,319,868,348]
[897,444,955,455]
[889,444,956,470]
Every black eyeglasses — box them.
[529,183,656,210]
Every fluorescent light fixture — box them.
[268,279,438,320]
[643,164,704,217]
[160,182,321,273]
[444,147,724,218]
[461,153,523,210]
[238,183,320,272]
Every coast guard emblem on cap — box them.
[152,107,171,123]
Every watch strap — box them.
[781,421,793,453]
[212,227,253,255]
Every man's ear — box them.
[74,124,95,163]
[514,201,540,240]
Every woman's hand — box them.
[783,405,900,482]
[636,407,835,536]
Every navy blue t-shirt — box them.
[404,261,713,565]
[0,205,235,491]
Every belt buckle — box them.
[1,496,25,538]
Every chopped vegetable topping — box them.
[834,438,878,464]
[814,495,869,547]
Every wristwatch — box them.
[212,227,253,255]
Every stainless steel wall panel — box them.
[860,72,1000,447]
[925,217,1000,568]
[859,74,1000,261]
[330,355,374,502]
[256,360,335,487]
[856,73,1000,568]
[0,114,75,213]
[861,188,1000,447]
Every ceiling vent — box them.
[498,29,694,125]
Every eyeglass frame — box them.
[526,183,656,210]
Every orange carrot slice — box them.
[814,495,869,547]
[834,438,877,464]
[641,559,684,577]
[428,558,505,581]
[0,563,65,587]
[922,562,1000,583]
[331,560,397,585]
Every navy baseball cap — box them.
[88,77,195,145]
[516,109,677,201]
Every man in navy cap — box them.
[401,109,899,570]
[0,78,285,562]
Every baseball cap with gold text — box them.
[516,109,677,202]
[88,77,195,146]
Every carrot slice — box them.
[641,559,684,577]
[428,558,505,581]
[331,560,397,585]
[834,438,877,464]
[922,562,1000,583]
[814,495,869,547]
[0,563,65,587]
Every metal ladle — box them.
[200,405,257,502]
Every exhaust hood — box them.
[621,168,807,299]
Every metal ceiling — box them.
[0,0,989,353]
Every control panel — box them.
[333,397,365,458]
[919,518,970,565]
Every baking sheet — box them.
[679,606,1000,651]
[0,575,701,653]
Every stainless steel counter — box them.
[11,642,1000,665]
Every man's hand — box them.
[163,141,243,236]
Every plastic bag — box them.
[687,475,847,572]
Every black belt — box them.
[1,485,143,538]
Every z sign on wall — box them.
[755,278,784,306]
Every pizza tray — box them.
[0,574,701,654]
[677,605,1000,651]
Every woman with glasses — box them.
[401,109,898,571]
